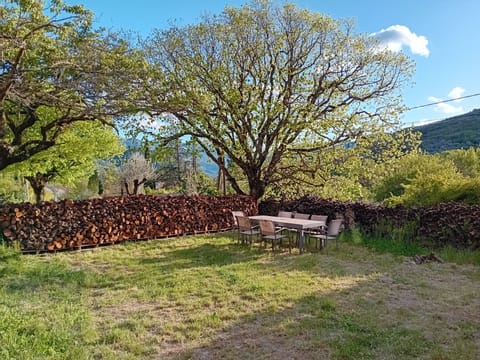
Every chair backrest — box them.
[327,219,343,236]
[236,215,252,231]
[311,214,328,222]
[231,210,245,226]
[259,219,276,236]
[277,210,292,218]
[293,212,310,220]
[310,214,327,228]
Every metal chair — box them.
[277,210,293,218]
[259,219,291,252]
[231,210,245,241]
[305,214,328,247]
[310,214,328,223]
[309,219,343,251]
[286,212,311,246]
[293,212,310,220]
[236,215,260,245]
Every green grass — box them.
[437,246,480,266]
[1,234,479,359]
[341,228,429,256]
[341,228,480,266]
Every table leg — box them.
[299,230,305,254]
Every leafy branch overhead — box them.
[141,0,415,198]
[0,0,146,171]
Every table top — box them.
[249,215,325,229]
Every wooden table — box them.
[249,215,325,254]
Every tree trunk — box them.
[176,138,182,183]
[133,178,147,195]
[124,178,147,195]
[216,154,226,195]
[25,174,48,203]
[248,176,266,200]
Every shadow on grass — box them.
[135,242,266,270]
[166,273,473,360]
[2,235,479,359]
[139,238,479,360]
[159,285,437,360]
[1,258,89,294]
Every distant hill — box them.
[414,108,480,153]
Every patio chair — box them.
[236,215,260,245]
[286,212,311,245]
[277,210,293,218]
[259,219,291,252]
[305,214,328,246]
[309,219,343,251]
[293,212,310,220]
[276,210,296,242]
[310,214,328,223]
[231,210,245,241]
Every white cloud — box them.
[426,87,467,115]
[448,86,465,101]
[372,25,429,57]
[428,96,463,115]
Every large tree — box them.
[141,0,414,199]
[4,118,124,203]
[0,0,144,171]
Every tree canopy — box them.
[140,0,414,199]
[0,0,145,171]
[4,117,124,203]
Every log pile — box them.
[0,195,257,252]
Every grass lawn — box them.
[1,233,479,359]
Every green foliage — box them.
[145,186,181,195]
[266,129,421,202]
[442,146,480,177]
[192,171,219,195]
[438,246,480,266]
[0,0,145,171]
[0,173,25,204]
[342,225,480,266]
[8,121,123,185]
[343,225,428,257]
[374,150,480,206]
[142,0,414,198]
[2,120,124,201]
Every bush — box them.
[374,151,480,206]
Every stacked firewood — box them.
[0,195,257,252]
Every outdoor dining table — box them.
[249,215,326,254]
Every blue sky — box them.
[71,0,480,126]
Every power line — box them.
[407,92,480,111]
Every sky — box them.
[69,0,480,127]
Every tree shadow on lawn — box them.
[0,256,89,294]
[130,230,327,272]
[135,241,267,270]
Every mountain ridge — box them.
[414,108,480,153]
